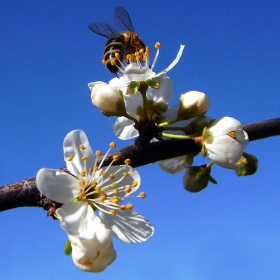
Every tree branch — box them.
[1,118,279,212]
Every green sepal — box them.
[145,78,159,89]
[209,175,218,184]
[156,102,168,113]
[201,145,206,157]
[127,81,140,94]
[102,99,127,117]
[64,240,72,255]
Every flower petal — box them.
[63,130,96,179]
[36,168,80,204]
[158,155,190,174]
[113,117,139,140]
[100,209,154,243]
[56,201,97,239]
[208,116,243,136]
[147,75,174,103]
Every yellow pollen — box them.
[113,155,120,161]
[145,51,150,57]
[110,59,116,66]
[110,209,117,215]
[139,192,146,198]
[126,203,133,210]
[95,186,101,193]
[123,172,129,177]
[89,167,94,173]
[79,145,86,150]
[227,131,237,140]
[113,189,119,194]
[77,191,85,199]
[155,42,161,49]
[136,55,141,61]
[102,171,107,176]
[110,142,116,148]
[94,167,99,171]
[111,198,119,204]
[109,174,115,179]
[125,186,132,193]
[139,48,144,53]
[119,205,126,211]
[100,193,107,202]
[135,51,139,56]
[81,156,88,161]
[124,158,132,165]
[115,53,120,59]
[80,170,86,177]
[67,155,74,161]
[95,150,101,157]
[132,181,138,188]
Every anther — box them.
[111,198,119,204]
[132,181,138,188]
[102,59,105,65]
[67,155,74,161]
[139,192,146,198]
[89,167,94,173]
[109,174,115,180]
[95,186,101,193]
[115,53,120,59]
[80,171,86,177]
[227,131,237,140]
[81,156,88,161]
[95,150,101,157]
[126,203,133,210]
[110,209,117,215]
[113,189,119,194]
[119,205,126,211]
[155,42,161,49]
[94,167,99,171]
[125,186,132,193]
[79,145,86,150]
[100,193,107,202]
[124,159,132,165]
[123,172,129,177]
[110,59,116,66]
[110,142,116,148]
[80,180,85,187]
[113,155,120,161]
[102,171,107,176]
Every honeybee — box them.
[88,6,145,75]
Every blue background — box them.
[1,0,279,279]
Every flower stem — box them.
[123,112,140,124]
[162,132,194,140]
[159,117,182,127]
[161,126,186,131]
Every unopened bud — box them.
[236,153,258,176]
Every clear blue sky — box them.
[1,0,280,279]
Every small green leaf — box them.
[127,81,140,94]
[145,78,159,89]
[64,240,72,255]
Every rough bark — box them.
[0,118,279,212]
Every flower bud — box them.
[177,91,210,120]
[236,153,258,176]
[89,82,126,116]
[202,116,249,167]
[183,165,216,192]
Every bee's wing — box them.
[88,22,118,38]
[114,6,135,32]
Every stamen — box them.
[115,53,120,59]
[89,167,94,173]
[95,150,101,157]
[111,198,119,204]
[155,42,161,49]
[139,192,146,198]
[123,172,129,176]
[80,179,85,187]
[132,181,138,188]
[113,155,120,161]
[95,186,101,193]
[80,170,86,177]
[109,174,115,180]
[110,209,117,215]
[110,142,116,148]
[126,203,133,210]
[80,145,86,150]
[102,59,105,65]
[125,186,132,193]
[227,131,237,140]
[81,156,88,161]
[100,193,107,202]
[94,167,99,171]
[67,155,74,161]
[102,171,107,176]
[113,189,119,194]
[151,42,160,70]
[124,159,132,165]
[119,205,126,210]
